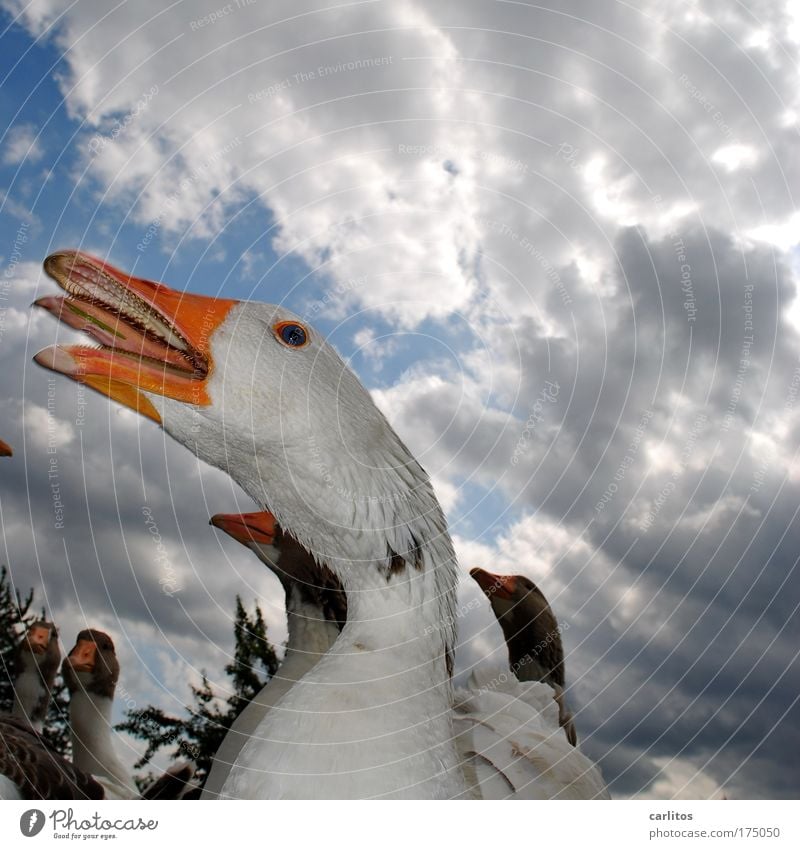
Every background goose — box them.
[61,629,138,798]
[202,510,345,799]
[9,621,60,733]
[34,250,608,799]
[470,567,578,745]
[0,623,105,800]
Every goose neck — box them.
[69,691,134,793]
[12,668,49,731]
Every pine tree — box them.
[115,595,280,790]
[225,596,279,716]
[0,564,71,756]
[0,564,34,711]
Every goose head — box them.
[62,629,119,699]
[210,509,347,630]
[0,439,11,456]
[17,620,61,687]
[18,620,59,666]
[34,252,456,605]
[470,567,565,687]
[13,621,60,727]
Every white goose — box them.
[34,250,609,799]
[0,622,105,800]
[202,510,345,799]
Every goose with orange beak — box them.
[203,510,346,799]
[470,567,578,746]
[34,251,608,799]
[8,621,60,733]
[1,623,106,800]
[61,629,139,799]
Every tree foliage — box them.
[0,564,71,755]
[115,596,279,791]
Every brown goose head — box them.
[470,567,566,688]
[13,620,61,726]
[62,629,119,700]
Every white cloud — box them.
[2,124,44,165]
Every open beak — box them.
[67,638,97,673]
[210,511,277,546]
[27,625,52,654]
[33,251,238,424]
[470,567,518,601]
[0,439,12,457]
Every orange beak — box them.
[68,638,97,673]
[0,438,11,457]
[26,625,52,654]
[470,567,518,600]
[33,251,238,424]
[210,511,277,546]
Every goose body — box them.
[35,251,608,799]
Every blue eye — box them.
[276,322,308,347]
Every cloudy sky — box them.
[1,0,798,799]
